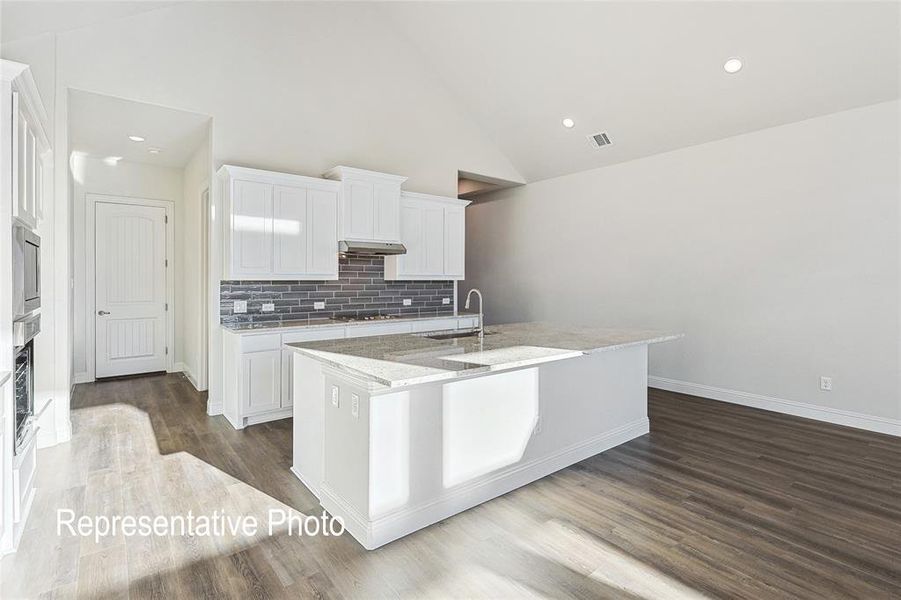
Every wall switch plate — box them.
[331,386,339,407]
[442,298,451,305]
[351,393,359,418]
[402,298,412,306]
[261,303,275,312]
[314,301,326,310]
[233,300,247,313]
[820,376,833,391]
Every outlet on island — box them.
[403,298,412,306]
[233,300,247,313]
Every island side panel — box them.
[326,343,650,549]
[292,353,327,498]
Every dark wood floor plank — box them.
[1,372,898,599]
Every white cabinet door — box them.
[12,94,36,229]
[231,180,273,277]
[273,184,307,276]
[307,189,338,277]
[422,205,445,276]
[345,181,374,240]
[373,181,400,241]
[242,350,281,415]
[444,205,465,278]
[398,203,423,275]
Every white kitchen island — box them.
[286,322,680,549]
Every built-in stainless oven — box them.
[13,224,40,319]
[13,314,39,454]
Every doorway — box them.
[91,196,174,378]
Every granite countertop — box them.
[221,313,478,334]
[285,322,682,388]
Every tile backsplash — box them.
[220,254,455,325]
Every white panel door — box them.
[95,202,168,377]
[232,180,273,276]
[445,206,465,278]
[373,182,400,241]
[307,188,338,277]
[273,184,307,276]
[345,181,374,240]
[422,205,445,276]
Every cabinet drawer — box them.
[282,327,346,344]
[347,322,413,338]
[240,333,282,352]
[410,319,457,333]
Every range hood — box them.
[339,240,406,255]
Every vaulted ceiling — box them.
[2,1,898,184]
[381,1,900,181]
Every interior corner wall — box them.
[72,156,184,382]
[181,130,212,390]
[464,100,901,426]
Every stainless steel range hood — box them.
[339,240,406,255]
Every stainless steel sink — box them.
[424,330,495,341]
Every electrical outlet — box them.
[351,393,359,418]
[314,301,326,310]
[233,300,247,313]
[820,376,833,391]
[261,303,275,313]
[331,386,339,407]
[442,298,451,305]
[403,298,412,306]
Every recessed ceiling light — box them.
[723,57,743,74]
[148,147,161,154]
[128,135,145,142]
[562,118,575,129]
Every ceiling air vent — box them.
[588,131,612,148]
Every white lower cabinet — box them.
[242,350,281,415]
[220,317,477,429]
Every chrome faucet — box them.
[464,288,484,340]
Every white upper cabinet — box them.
[385,192,470,281]
[323,166,407,243]
[6,65,51,232]
[220,166,339,280]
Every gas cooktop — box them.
[332,314,400,322]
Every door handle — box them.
[97,310,110,316]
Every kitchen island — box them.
[286,322,680,549]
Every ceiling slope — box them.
[383,1,900,182]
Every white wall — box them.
[181,132,212,389]
[1,2,522,196]
[71,155,184,381]
[465,101,900,429]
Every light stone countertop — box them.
[0,370,10,387]
[285,322,682,388]
[221,313,478,334]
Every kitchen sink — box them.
[424,330,495,341]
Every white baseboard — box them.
[649,376,901,437]
[73,372,93,384]
[321,417,649,550]
[290,466,320,499]
[180,363,200,390]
